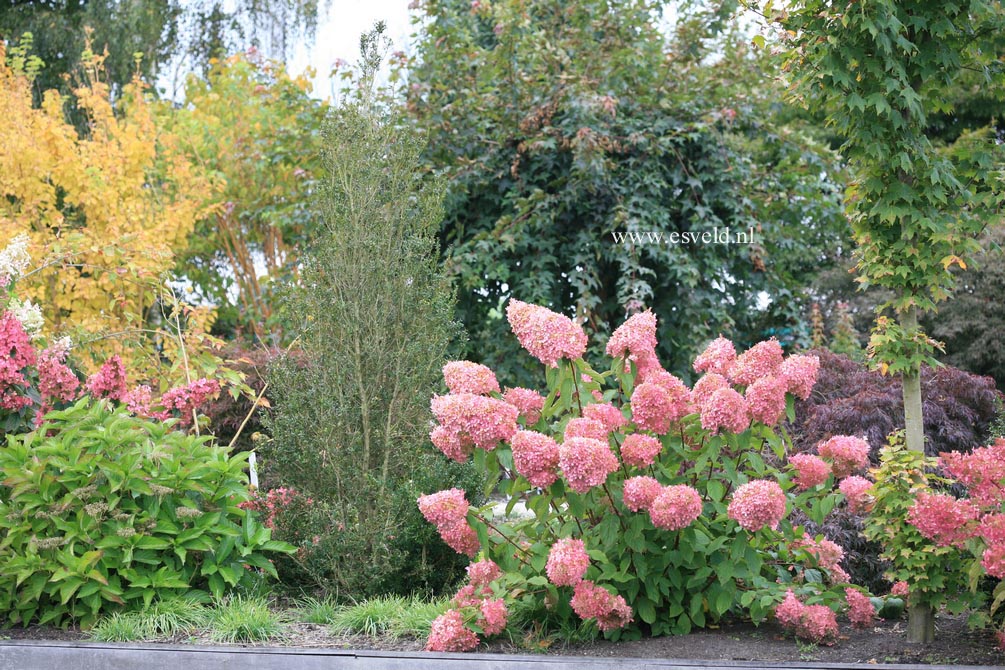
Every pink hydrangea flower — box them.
[779,354,820,401]
[745,376,787,426]
[690,372,728,408]
[845,588,875,629]
[440,520,481,557]
[620,433,663,468]
[570,580,633,631]
[693,336,736,377]
[430,393,520,460]
[728,480,787,532]
[506,299,587,367]
[559,437,619,493]
[443,361,500,395]
[817,435,870,478]
[36,347,79,403]
[84,355,127,401]
[565,417,608,442]
[606,310,658,359]
[940,439,1005,510]
[510,429,560,488]
[789,454,831,490]
[774,590,838,643]
[466,559,502,587]
[583,402,627,432]
[503,387,546,424]
[890,581,909,598]
[417,488,470,527]
[546,537,591,586]
[426,609,479,651]
[838,476,874,514]
[982,545,1005,579]
[907,491,980,548]
[699,387,750,435]
[728,339,783,386]
[792,536,849,583]
[632,349,665,383]
[160,377,220,426]
[622,476,662,512]
[631,380,689,434]
[478,598,508,636]
[979,514,1005,547]
[649,485,703,531]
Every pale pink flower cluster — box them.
[506,299,587,367]
[559,437,619,493]
[890,581,910,597]
[510,430,560,488]
[907,491,980,548]
[443,361,500,395]
[0,311,37,410]
[631,374,690,434]
[570,580,633,631]
[817,435,870,478]
[426,609,479,652]
[649,485,702,531]
[478,598,508,636]
[430,393,520,461]
[789,454,831,490]
[622,476,662,512]
[745,376,787,426]
[84,355,127,402]
[791,536,850,583]
[839,476,874,514]
[693,336,736,377]
[845,588,875,629]
[545,537,591,586]
[978,514,1005,578]
[728,339,783,386]
[417,488,480,557]
[780,354,820,401]
[564,417,608,441]
[728,480,787,532]
[160,378,220,426]
[36,347,79,404]
[699,388,750,435]
[774,590,839,644]
[605,310,657,359]
[940,439,1005,509]
[466,559,502,587]
[691,373,728,407]
[620,433,663,468]
[583,402,627,432]
[503,387,545,424]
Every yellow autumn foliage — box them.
[0,41,220,376]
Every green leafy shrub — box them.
[262,26,477,599]
[0,399,294,627]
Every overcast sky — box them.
[287,0,414,100]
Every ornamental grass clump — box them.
[418,303,879,650]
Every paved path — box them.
[0,641,999,670]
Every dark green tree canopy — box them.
[407,0,848,385]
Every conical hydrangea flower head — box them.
[940,439,1005,509]
[564,417,608,441]
[699,387,750,435]
[745,376,787,426]
[838,476,873,514]
[545,537,590,586]
[583,402,627,432]
[845,588,875,629]
[728,339,783,386]
[443,361,500,395]
[430,393,520,460]
[817,435,870,478]
[558,437,619,493]
[788,454,831,491]
[631,378,689,434]
[907,491,980,548]
[780,354,820,400]
[570,580,632,631]
[510,429,560,488]
[691,372,728,407]
[693,336,736,377]
[649,485,702,531]
[506,299,587,367]
[728,480,786,532]
[85,355,127,402]
[606,310,658,359]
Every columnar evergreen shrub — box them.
[262,26,477,598]
[418,303,879,650]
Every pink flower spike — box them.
[728,480,787,532]
[545,537,590,586]
[443,361,500,395]
[728,339,784,386]
[693,336,736,377]
[506,299,587,367]
[84,355,127,401]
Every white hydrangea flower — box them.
[8,298,44,337]
[0,233,31,284]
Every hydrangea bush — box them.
[418,300,879,650]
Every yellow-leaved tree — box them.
[0,38,221,380]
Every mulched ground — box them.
[4,611,1004,666]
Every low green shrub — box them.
[0,399,294,627]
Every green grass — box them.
[89,612,153,642]
[209,595,286,643]
[328,595,447,639]
[296,596,341,624]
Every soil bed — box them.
[5,611,1004,666]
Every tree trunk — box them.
[901,306,934,643]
